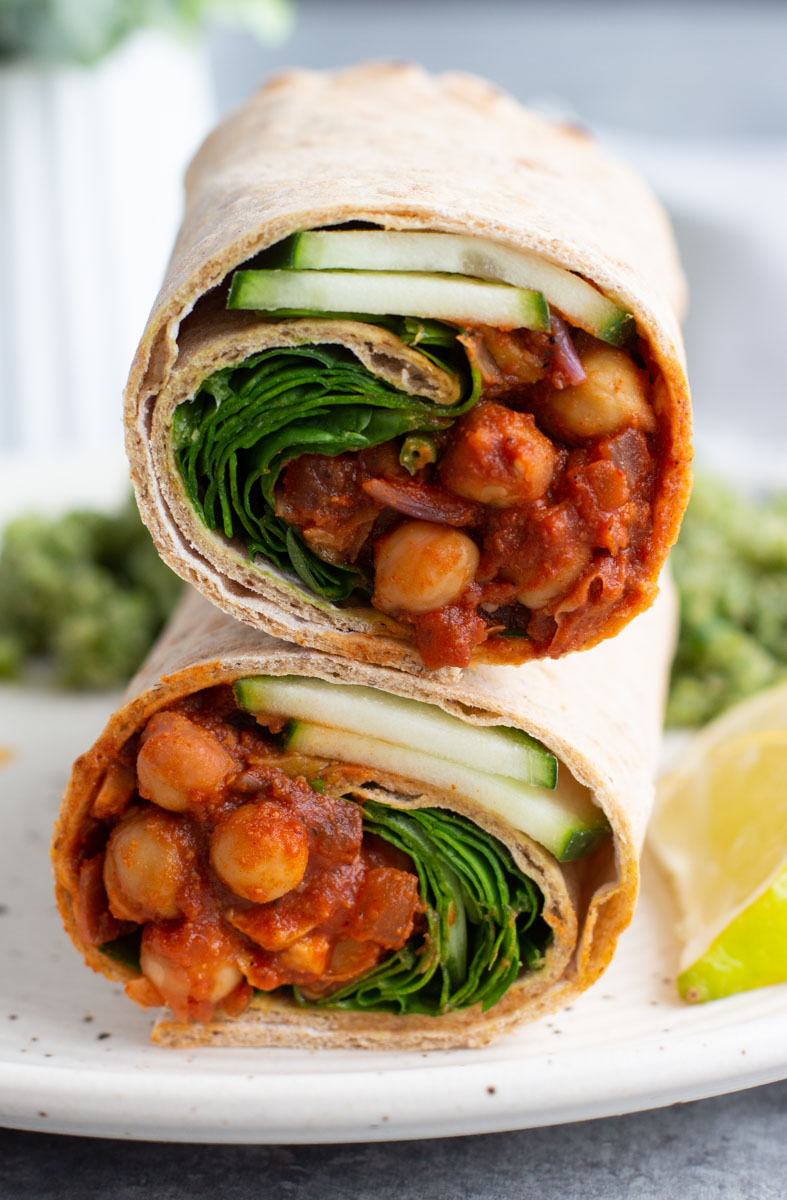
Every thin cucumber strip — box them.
[234,675,558,789]
[281,720,607,862]
[286,230,634,345]
[228,269,550,332]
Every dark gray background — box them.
[2,1079,787,1198]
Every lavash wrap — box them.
[125,61,692,673]
[53,578,675,1049]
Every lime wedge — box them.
[651,682,787,1002]
[677,862,787,1003]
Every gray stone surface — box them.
[2,1079,787,1198]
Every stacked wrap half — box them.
[54,63,688,1046]
[125,62,691,673]
[53,581,675,1049]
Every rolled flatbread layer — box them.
[125,62,692,673]
[53,579,675,1049]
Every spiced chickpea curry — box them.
[63,674,608,1024]
[127,67,691,674]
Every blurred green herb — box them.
[0,0,291,66]
[0,495,182,689]
[668,474,787,727]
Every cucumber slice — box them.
[283,230,633,346]
[227,269,550,332]
[234,675,557,789]
[281,720,606,862]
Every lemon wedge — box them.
[650,682,787,1003]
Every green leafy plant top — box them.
[0,0,291,66]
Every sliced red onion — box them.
[550,312,586,388]
[457,330,502,385]
[362,478,480,527]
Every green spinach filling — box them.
[173,319,479,602]
[297,800,549,1016]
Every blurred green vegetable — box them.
[0,496,182,689]
[0,0,291,66]
[668,474,787,727]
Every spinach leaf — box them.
[99,928,143,971]
[174,328,478,602]
[295,801,550,1016]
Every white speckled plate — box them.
[2,138,787,1143]
[1,684,786,1144]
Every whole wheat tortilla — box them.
[53,576,676,1049]
[124,62,692,673]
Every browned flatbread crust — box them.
[53,577,676,1048]
[124,62,692,673]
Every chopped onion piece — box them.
[550,313,586,388]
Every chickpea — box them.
[140,921,242,1021]
[91,761,136,819]
[543,345,657,444]
[209,800,309,904]
[103,807,191,923]
[372,521,479,616]
[327,937,380,982]
[514,548,591,610]
[439,402,558,507]
[277,932,331,978]
[137,711,237,812]
[500,502,592,610]
[124,974,166,1010]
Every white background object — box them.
[0,32,215,455]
